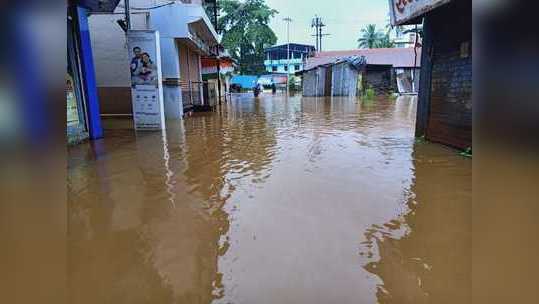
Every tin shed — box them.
[302,65,330,97]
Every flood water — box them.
[68,93,471,304]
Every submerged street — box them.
[68,93,471,304]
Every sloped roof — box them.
[305,47,421,70]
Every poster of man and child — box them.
[130,46,157,86]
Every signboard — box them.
[127,30,166,130]
[389,0,452,25]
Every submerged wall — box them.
[302,67,328,97]
[363,65,395,95]
[331,63,359,97]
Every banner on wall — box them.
[127,30,165,130]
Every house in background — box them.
[88,0,219,118]
[389,0,471,149]
[301,56,367,97]
[263,43,316,74]
[303,47,421,96]
[392,25,422,48]
[257,74,289,90]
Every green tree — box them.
[217,0,278,75]
[357,24,383,48]
[376,33,394,48]
[357,24,394,49]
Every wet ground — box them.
[68,93,471,304]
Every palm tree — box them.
[357,24,396,49]
[376,33,394,48]
[357,24,384,49]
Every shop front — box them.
[389,0,472,149]
[67,0,120,144]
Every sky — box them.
[265,0,391,51]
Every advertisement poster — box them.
[127,30,165,130]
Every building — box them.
[68,0,121,144]
[302,56,367,97]
[201,50,237,103]
[264,43,316,74]
[88,0,219,117]
[257,74,288,90]
[389,0,471,149]
[303,47,421,96]
[392,25,422,48]
[301,65,330,97]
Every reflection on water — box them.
[360,143,471,304]
[68,93,470,303]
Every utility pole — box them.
[319,24,323,51]
[212,0,223,104]
[311,16,330,52]
[124,0,131,30]
[283,17,293,95]
[311,15,319,51]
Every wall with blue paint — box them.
[74,6,103,140]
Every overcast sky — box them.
[265,0,391,51]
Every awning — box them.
[75,0,120,13]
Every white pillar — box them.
[160,37,183,118]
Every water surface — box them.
[68,93,471,303]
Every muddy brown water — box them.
[68,93,471,304]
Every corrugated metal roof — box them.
[305,47,421,70]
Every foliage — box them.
[387,90,397,101]
[217,0,278,75]
[357,24,394,49]
[358,24,383,48]
[362,86,376,101]
[376,33,395,48]
[288,75,299,92]
[415,135,427,144]
[460,147,472,158]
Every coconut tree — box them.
[357,24,385,49]
[376,33,394,48]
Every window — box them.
[295,65,300,71]
[272,66,277,72]
[284,65,288,72]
